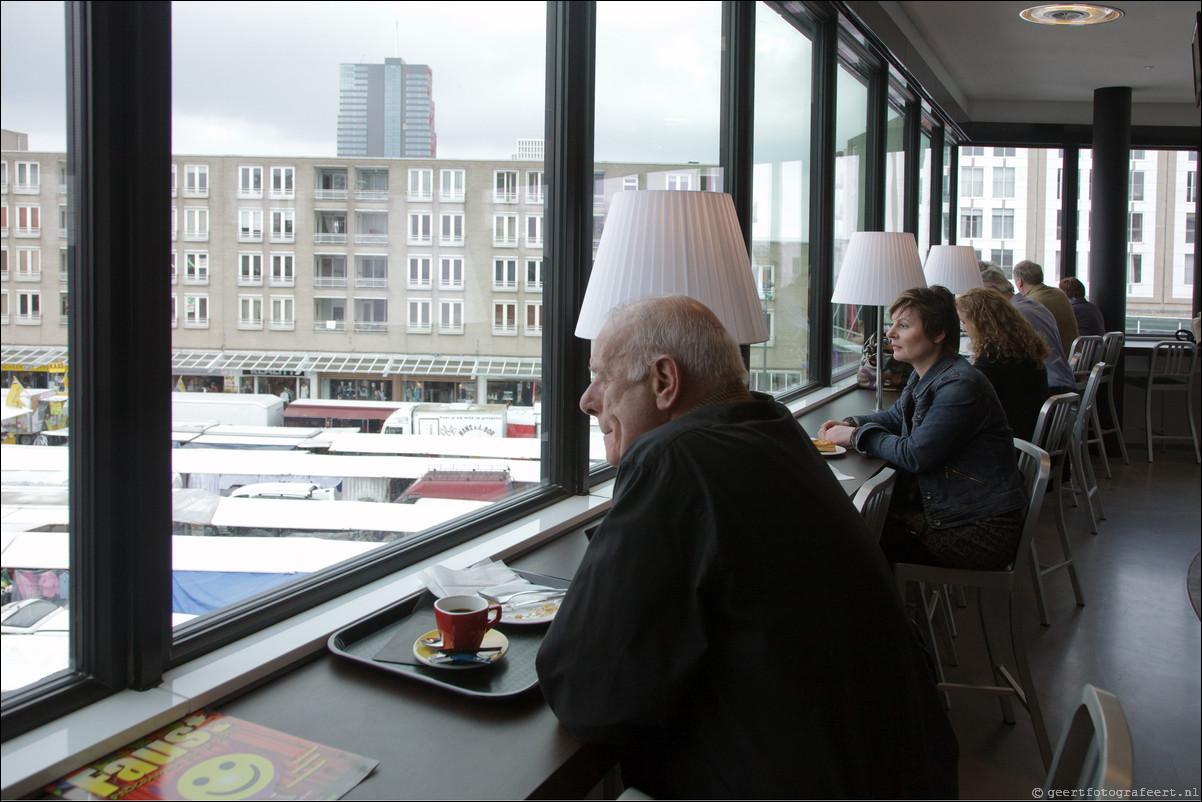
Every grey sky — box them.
[2,0,725,164]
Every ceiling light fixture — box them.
[1019,4,1124,26]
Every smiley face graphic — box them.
[176,754,276,800]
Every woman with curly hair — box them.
[956,286,1050,442]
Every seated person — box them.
[980,267,1075,395]
[1059,276,1107,336]
[956,286,1050,442]
[818,286,1026,571]
[537,295,958,799]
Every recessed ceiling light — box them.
[1019,4,1124,26]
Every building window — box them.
[493,257,518,290]
[494,170,518,203]
[1185,254,1195,285]
[315,211,347,243]
[408,298,431,333]
[408,212,432,245]
[316,167,348,200]
[170,164,176,196]
[439,299,464,333]
[16,247,41,280]
[526,170,544,204]
[440,212,464,246]
[1130,171,1144,201]
[752,264,775,300]
[355,298,388,332]
[1131,149,1145,161]
[271,209,295,243]
[1129,253,1143,284]
[993,147,1016,157]
[408,255,432,289]
[991,208,1015,239]
[0,289,7,324]
[184,251,209,284]
[183,207,209,241]
[1,205,7,236]
[59,289,70,324]
[16,290,41,324]
[58,204,68,238]
[15,161,40,193]
[170,206,176,240]
[525,214,543,248]
[493,214,518,246]
[408,168,433,201]
[356,255,388,289]
[183,293,209,328]
[314,297,347,331]
[493,300,517,334]
[666,173,693,191]
[960,166,984,197]
[1129,212,1143,243]
[440,256,464,290]
[238,252,263,286]
[314,254,347,288]
[960,209,983,239]
[992,166,1015,198]
[355,167,389,200]
[270,295,295,330]
[440,169,465,202]
[1186,213,1195,245]
[1187,171,1197,204]
[169,250,176,284]
[962,146,985,156]
[525,301,543,335]
[238,295,264,329]
[623,175,639,191]
[238,165,262,198]
[183,164,208,197]
[270,166,295,199]
[238,208,263,242]
[525,258,543,291]
[355,211,388,245]
[990,249,1014,270]
[270,253,294,287]
[16,204,40,236]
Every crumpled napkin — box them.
[417,560,524,598]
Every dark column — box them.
[1088,86,1130,332]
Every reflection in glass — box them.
[883,103,904,233]
[749,3,812,395]
[832,64,869,375]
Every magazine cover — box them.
[44,710,378,800]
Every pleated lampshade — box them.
[575,190,770,344]
[924,244,984,294]
[830,231,928,307]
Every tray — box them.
[327,570,570,698]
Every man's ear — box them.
[649,355,682,411]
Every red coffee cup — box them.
[433,595,503,649]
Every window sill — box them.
[0,486,614,798]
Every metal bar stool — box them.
[1124,341,1200,463]
[1096,332,1130,470]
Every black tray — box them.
[327,570,570,698]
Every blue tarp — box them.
[171,571,307,615]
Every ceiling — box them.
[860,1,1201,129]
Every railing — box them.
[354,189,389,201]
[354,277,388,289]
[270,232,295,244]
[314,233,347,245]
[354,321,389,333]
[314,189,348,201]
[355,234,388,246]
[313,276,348,289]
[269,276,295,287]
[315,320,347,332]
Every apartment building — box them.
[1,141,736,403]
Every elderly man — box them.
[981,267,1075,395]
[536,295,957,799]
[1013,260,1078,357]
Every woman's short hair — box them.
[889,285,960,356]
[955,287,1049,364]
[1059,276,1087,300]
[610,295,748,388]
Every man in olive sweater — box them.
[1013,260,1078,357]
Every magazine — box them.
[44,710,377,800]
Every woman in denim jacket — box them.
[819,286,1026,570]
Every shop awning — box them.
[283,403,397,421]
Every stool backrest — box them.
[1149,341,1197,380]
[1032,392,1079,463]
[1069,336,1104,377]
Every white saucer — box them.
[412,629,509,670]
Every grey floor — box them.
[948,442,1201,799]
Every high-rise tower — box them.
[337,57,436,158]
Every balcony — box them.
[314,233,348,245]
[313,276,348,289]
[354,277,388,290]
[315,320,347,332]
[355,233,388,246]
[353,321,389,333]
[314,188,348,201]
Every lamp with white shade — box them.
[831,231,927,410]
[575,190,770,345]
[924,244,984,294]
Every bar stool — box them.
[1068,364,1106,533]
[1091,332,1130,476]
[1028,392,1085,626]
[1125,341,1201,463]
[1069,335,1110,476]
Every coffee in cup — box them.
[433,595,503,650]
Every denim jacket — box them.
[850,354,1026,529]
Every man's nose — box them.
[579,383,599,417]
